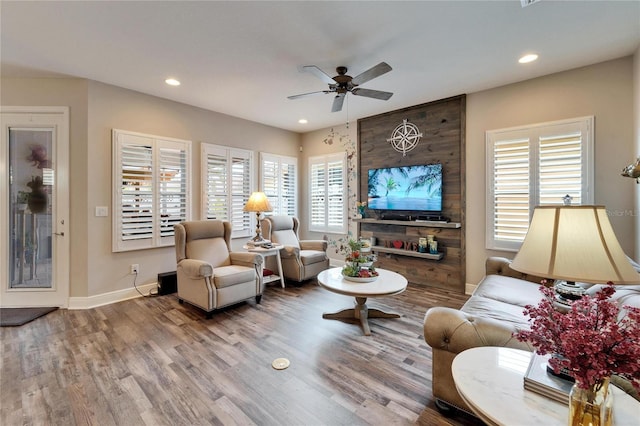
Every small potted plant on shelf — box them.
[340,239,378,281]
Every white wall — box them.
[300,123,358,264]
[85,81,300,298]
[466,57,636,285]
[302,57,637,287]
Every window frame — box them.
[112,129,192,252]
[260,152,298,217]
[201,143,254,239]
[308,152,347,234]
[486,116,594,252]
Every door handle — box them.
[54,232,65,236]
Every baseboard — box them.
[68,282,159,310]
[465,282,476,295]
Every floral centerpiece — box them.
[514,283,640,426]
[340,238,378,280]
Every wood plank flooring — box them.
[1,280,484,426]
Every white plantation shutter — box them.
[538,130,584,205]
[492,136,530,245]
[158,143,188,243]
[201,144,252,239]
[260,153,297,217]
[113,130,192,252]
[486,117,593,251]
[309,153,346,233]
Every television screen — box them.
[367,164,442,212]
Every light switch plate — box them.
[95,206,108,217]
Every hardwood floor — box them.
[1,280,484,426]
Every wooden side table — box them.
[243,244,285,288]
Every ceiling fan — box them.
[287,62,393,112]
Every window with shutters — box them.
[486,116,593,251]
[201,144,253,239]
[309,153,347,233]
[112,129,191,252]
[260,153,297,217]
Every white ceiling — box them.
[2,1,639,133]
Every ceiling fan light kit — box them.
[288,62,393,112]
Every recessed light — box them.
[298,119,308,124]
[165,78,181,86]
[518,54,539,64]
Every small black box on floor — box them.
[157,271,177,295]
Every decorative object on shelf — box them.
[243,191,273,243]
[418,237,427,253]
[621,157,640,183]
[386,119,422,156]
[514,284,640,426]
[27,175,48,213]
[356,201,367,218]
[340,239,378,281]
[511,206,640,306]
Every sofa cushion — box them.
[471,274,545,308]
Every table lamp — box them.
[243,191,273,243]
[511,205,640,305]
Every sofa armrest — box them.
[486,256,546,284]
[300,240,327,251]
[230,252,263,268]
[177,259,213,279]
[424,306,534,354]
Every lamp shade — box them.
[243,191,273,213]
[511,206,640,284]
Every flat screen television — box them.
[367,163,442,212]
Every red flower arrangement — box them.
[514,282,640,391]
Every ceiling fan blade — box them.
[351,62,392,86]
[351,88,393,100]
[287,90,329,100]
[301,65,336,84]
[331,94,345,112]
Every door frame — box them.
[1,106,69,307]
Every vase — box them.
[569,377,613,426]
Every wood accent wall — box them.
[357,95,466,292]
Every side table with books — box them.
[451,347,638,426]
[243,242,285,288]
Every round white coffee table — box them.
[452,347,639,426]
[317,267,407,335]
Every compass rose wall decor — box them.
[387,119,423,156]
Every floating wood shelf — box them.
[372,246,445,260]
[354,218,461,229]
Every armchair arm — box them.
[177,259,213,279]
[299,240,327,251]
[279,245,301,259]
[229,252,264,268]
[423,306,533,354]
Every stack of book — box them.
[523,352,574,404]
[246,239,272,248]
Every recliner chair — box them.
[261,215,329,283]
[174,220,264,318]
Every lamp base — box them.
[554,280,586,304]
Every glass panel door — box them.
[9,128,54,289]
[1,107,69,308]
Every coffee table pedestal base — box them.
[322,297,400,335]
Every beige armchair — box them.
[174,220,264,318]
[261,215,329,283]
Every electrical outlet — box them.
[130,264,139,275]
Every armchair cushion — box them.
[300,250,328,265]
[213,265,258,289]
